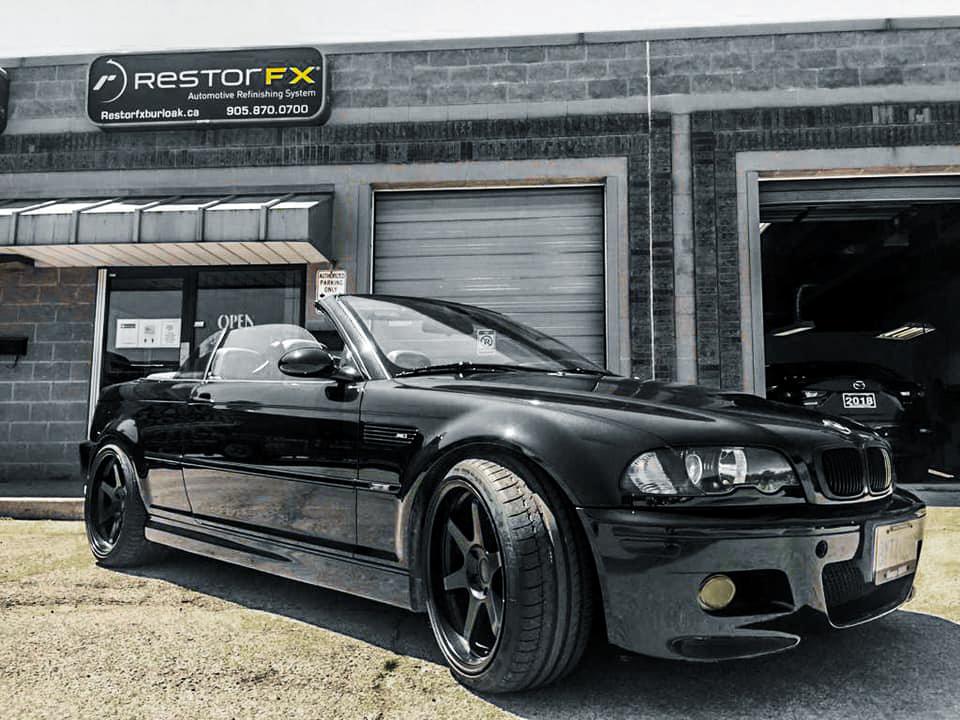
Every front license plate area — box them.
[842,392,877,409]
[873,520,921,585]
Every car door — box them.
[180,323,361,548]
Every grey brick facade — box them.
[4,19,960,488]
[0,115,673,378]
[0,267,95,486]
[8,27,960,127]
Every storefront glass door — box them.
[101,266,304,390]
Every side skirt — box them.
[145,515,414,611]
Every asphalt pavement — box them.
[1,509,958,720]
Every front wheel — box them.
[84,444,166,568]
[423,458,594,693]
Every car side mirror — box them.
[332,364,363,384]
[278,346,336,378]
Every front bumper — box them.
[579,489,926,661]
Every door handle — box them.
[191,392,213,403]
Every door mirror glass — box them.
[278,346,336,378]
[332,364,363,383]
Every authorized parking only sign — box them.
[87,47,329,129]
[316,269,347,298]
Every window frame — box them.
[197,309,369,384]
[204,324,327,383]
[101,264,307,386]
[338,294,606,378]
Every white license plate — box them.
[873,519,922,585]
[842,392,877,409]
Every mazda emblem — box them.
[852,380,866,390]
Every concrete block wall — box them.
[5,65,85,122]
[328,28,960,109]
[327,44,648,108]
[0,267,95,488]
[9,27,960,131]
[647,28,960,95]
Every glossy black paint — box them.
[582,489,925,659]
[179,378,360,546]
[83,294,926,660]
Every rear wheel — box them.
[423,458,594,693]
[84,444,165,567]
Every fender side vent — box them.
[363,423,419,447]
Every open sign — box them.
[217,313,254,330]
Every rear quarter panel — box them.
[89,380,194,512]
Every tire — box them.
[83,444,166,568]
[422,457,594,693]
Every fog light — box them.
[698,574,736,611]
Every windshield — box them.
[342,296,606,376]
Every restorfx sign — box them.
[87,47,329,129]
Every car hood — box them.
[398,372,881,450]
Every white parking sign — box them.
[316,269,347,298]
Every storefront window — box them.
[101,267,304,389]
[194,269,302,349]
[103,276,184,388]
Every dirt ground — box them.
[1,508,958,720]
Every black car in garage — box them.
[766,361,934,481]
[81,295,926,692]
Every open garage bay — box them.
[762,176,960,486]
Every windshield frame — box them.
[337,295,609,379]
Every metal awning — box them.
[0,193,333,267]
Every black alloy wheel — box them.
[83,444,165,568]
[423,458,594,693]
[428,480,505,670]
[88,450,128,554]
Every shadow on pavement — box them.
[491,610,960,719]
[908,483,960,508]
[124,553,960,719]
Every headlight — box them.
[622,446,798,497]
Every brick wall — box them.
[0,267,95,488]
[329,28,960,108]
[691,102,960,390]
[5,64,85,123]
[328,44,648,108]
[8,27,960,128]
[0,114,674,382]
[647,28,960,95]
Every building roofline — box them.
[2,15,960,67]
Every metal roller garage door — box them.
[373,186,606,363]
[759,175,960,222]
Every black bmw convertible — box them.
[81,294,926,692]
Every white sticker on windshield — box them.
[477,329,497,355]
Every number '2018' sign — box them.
[86,47,330,130]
